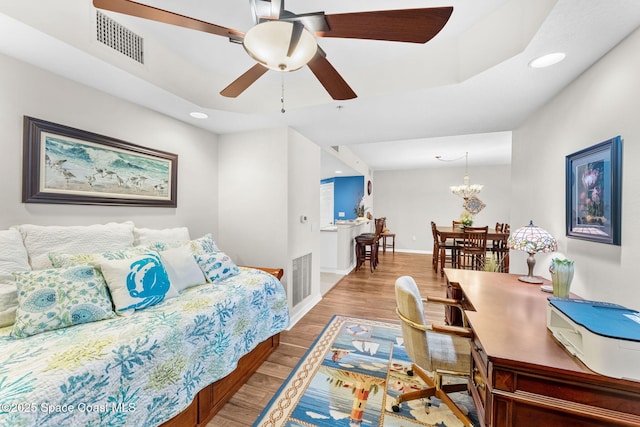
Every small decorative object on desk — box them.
[549,258,574,298]
[459,211,473,227]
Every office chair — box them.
[393,275,474,426]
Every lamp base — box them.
[518,252,543,284]
[518,275,543,284]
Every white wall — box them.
[218,127,322,324]
[217,128,288,267]
[373,164,511,252]
[0,53,219,238]
[512,27,640,309]
[287,129,321,318]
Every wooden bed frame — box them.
[161,267,284,427]
[161,333,280,427]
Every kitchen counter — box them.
[320,219,372,275]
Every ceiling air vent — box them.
[330,146,340,152]
[96,11,144,64]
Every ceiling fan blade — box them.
[93,0,243,41]
[317,7,454,43]
[287,21,304,57]
[220,64,269,98]
[307,50,356,100]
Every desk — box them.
[435,226,509,275]
[444,269,640,427]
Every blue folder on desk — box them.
[548,297,640,342]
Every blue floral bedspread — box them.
[0,267,289,427]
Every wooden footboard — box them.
[160,333,280,427]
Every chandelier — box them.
[450,152,483,199]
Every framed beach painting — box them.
[565,135,622,245]
[23,116,178,207]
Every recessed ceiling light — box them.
[529,52,566,68]
[335,170,343,174]
[189,111,208,119]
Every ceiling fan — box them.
[93,0,453,100]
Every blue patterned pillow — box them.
[196,251,239,283]
[99,252,178,314]
[11,265,115,338]
[189,233,220,255]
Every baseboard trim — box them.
[389,249,432,255]
[287,293,322,329]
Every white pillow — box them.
[0,282,17,328]
[0,229,31,280]
[133,227,190,246]
[99,252,178,314]
[159,246,206,292]
[49,246,153,269]
[14,222,135,270]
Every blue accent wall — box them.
[321,176,364,221]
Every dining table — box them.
[434,225,510,275]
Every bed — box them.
[0,223,289,427]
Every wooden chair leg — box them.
[432,244,439,272]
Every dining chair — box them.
[393,276,474,426]
[430,221,456,272]
[487,222,503,254]
[456,226,488,270]
[486,223,510,272]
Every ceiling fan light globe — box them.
[243,21,317,72]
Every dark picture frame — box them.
[23,116,178,207]
[565,136,622,245]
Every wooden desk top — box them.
[444,269,593,375]
[445,269,640,425]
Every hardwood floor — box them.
[208,252,447,427]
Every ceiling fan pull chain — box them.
[281,75,286,114]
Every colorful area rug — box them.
[254,315,479,427]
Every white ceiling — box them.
[1,0,640,177]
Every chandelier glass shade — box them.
[243,21,318,72]
[449,152,483,199]
[450,175,483,199]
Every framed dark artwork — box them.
[565,135,622,245]
[23,116,178,207]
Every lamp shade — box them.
[507,220,557,254]
[507,221,556,284]
[243,21,317,72]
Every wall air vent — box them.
[96,11,144,64]
[291,253,312,307]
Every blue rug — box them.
[254,315,479,427]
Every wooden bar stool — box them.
[354,218,385,272]
[380,218,395,254]
[381,232,395,254]
[355,234,379,272]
